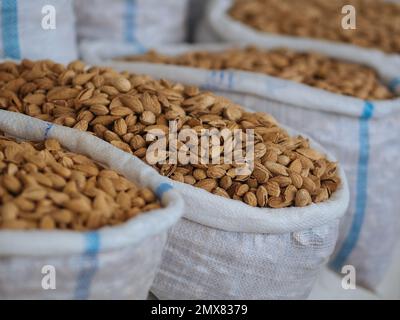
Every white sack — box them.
[0,0,78,63]
[79,40,400,291]
[0,111,184,300]
[151,126,349,299]
[204,0,400,61]
[74,0,189,48]
[1,70,349,298]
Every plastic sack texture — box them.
[0,110,184,300]
[74,0,189,49]
[79,39,400,291]
[149,126,349,300]
[0,0,78,63]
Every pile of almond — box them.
[0,134,160,231]
[229,0,400,54]
[121,47,394,100]
[0,59,341,208]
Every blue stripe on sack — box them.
[124,0,135,43]
[211,70,217,89]
[204,70,234,90]
[1,0,21,59]
[219,70,224,83]
[155,183,173,199]
[44,123,54,139]
[330,101,374,272]
[219,70,234,89]
[228,71,234,89]
[202,70,215,90]
[124,0,146,53]
[74,232,100,300]
[388,77,400,93]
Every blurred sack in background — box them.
[199,0,400,57]
[74,0,189,49]
[187,0,209,42]
[0,0,78,63]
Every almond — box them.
[122,44,396,100]
[295,189,312,207]
[243,191,257,207]
[0,135,160,231]
[110,77,131,93]
[0,59,341,209]
[256,186,268,207]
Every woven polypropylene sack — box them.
[0,111,184,300]
[79,40,400,291]
[152,219,341,299]
[74,0,189,49]
[0,0,78,63]
[204,0,400,59]
[149,127,349,300]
